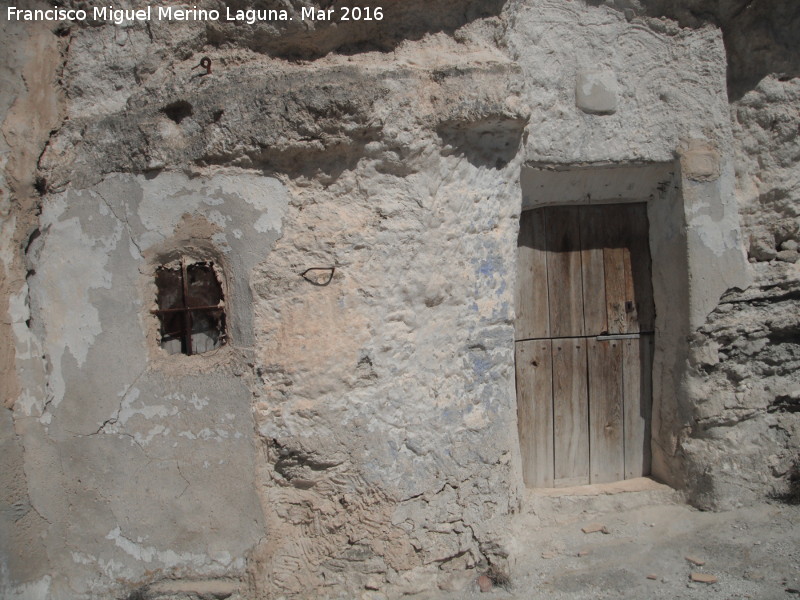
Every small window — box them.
[152,258,226,355]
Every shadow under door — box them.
[515,204,655,487]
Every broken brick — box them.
[581,523,608,534]
[690,573,718,584]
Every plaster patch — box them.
[70,552,92,565]
[36,217,112,370]
[103,529,245,575]
[254,211,281,234]
[150,392,211,411]
[118,388,178,424]
[203,195,225,207]
[207,210,229,228]
[216,174,289,215]
[137,180,206,238]
[135,173,289,248]
[134,424,169,445]
[0,574,51,600]
[8,287,36,360]
[196,428,230,441]
[69,552,130,581]
[211,232,231,251]
[15,389,40,417]
[691,214,740,257]
[106,527,215,568]
[0,214,15,268]
[31,210,115,410]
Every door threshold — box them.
[530,477,671,497]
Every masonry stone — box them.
[575,70,619,114]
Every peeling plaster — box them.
[0,573,51,600]
[2,0,796,597]
[106,527,240,570]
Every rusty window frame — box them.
[151,257,226,356]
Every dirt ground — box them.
[427,479,800,600]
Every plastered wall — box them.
[1,0,795,598]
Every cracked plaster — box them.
[1,0,798,598]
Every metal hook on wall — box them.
[300,267,336,286]
[192,56,212,76]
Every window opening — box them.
[152,258,226,355]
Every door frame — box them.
[515,203,655,487]
[516,162,688,489]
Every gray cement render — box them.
[10,174,283,598]
[1,0,797,598]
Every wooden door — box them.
[515,204,654,487]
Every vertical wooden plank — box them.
[588,338,624,484]
[546,207,585,338]
[623,335,653,478]
[627,204,655,333]
[643,334,654,475]
[579,206,608,335]
[621,235,636,334]
[516,340,554,487]
[516,210,550,340]
[620,206,639,334]
[553,338,589,486]
[602,207,627,335]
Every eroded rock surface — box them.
[1,0,797,598]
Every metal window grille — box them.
[152,258,226,356]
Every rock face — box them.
[0,0,797,598]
